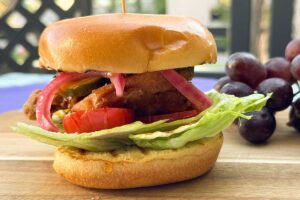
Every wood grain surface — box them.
[1,110,300,200]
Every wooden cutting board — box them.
[1,110,300,200]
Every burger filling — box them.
[17,76,269,151]
[23,67,212,133]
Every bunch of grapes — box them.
[214,39,300,144]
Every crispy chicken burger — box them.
[14,14,269,189]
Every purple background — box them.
[0,77,217,113]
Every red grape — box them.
[285,39,300,61]
[220,81,253,97]
[291,55,300,80]
[214,76,232,91]
[238,107,276,144]
[294,98,300,111]
[265,57,293,82]
[225,52,266,88]
[257,78,293,111]
[288,98,300,133]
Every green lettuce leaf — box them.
[13,90,270,152]
[129,91,271,149]
[13,120,166,151]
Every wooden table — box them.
[1,110,300,200]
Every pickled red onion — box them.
[36,72,105,132]
[161,70,212,111]
[103,73,125,97]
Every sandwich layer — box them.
[53,133,223,189]
[39,14,217,73]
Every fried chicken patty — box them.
[23,90,41,120]
[23,68,194,119]
[72,69,194,116]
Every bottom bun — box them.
[53,133,223,189]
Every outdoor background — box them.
[0,0,299,76]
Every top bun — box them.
[39,14,217,73]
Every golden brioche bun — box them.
[39,13,217,73]
[53,133,223,189]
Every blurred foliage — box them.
[210,0,231,52]
[93,0,165,14]
[154,0,166,14]
[215,36,228,52]
[211,0,230,22]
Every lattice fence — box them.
[0,0,91,74]
[0,0,229,75]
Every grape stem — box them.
[297,82,300,88]
[294,82,300,93]
[294,92,300,96]
[293,82,300,101]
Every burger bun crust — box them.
[39,14,217,73]
[53,133,223,189]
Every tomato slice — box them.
[139,110,199,124]
[63,108,134,133]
